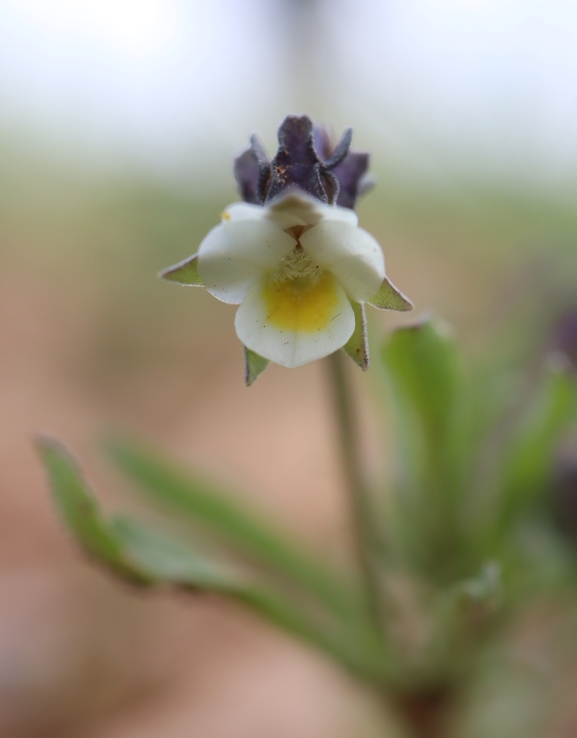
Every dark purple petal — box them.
[233,134,271,205]
[322,127,352,169]
[234,116,374,209]
[312,126,332,160]
[332,152,371,209]
[266,115,328,203]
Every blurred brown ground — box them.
[1,150,577,737]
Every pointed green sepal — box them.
[369,277,413,312]
[244,347,270,386]
[342,301,369,370]
[159,253,203,285]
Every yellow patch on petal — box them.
[262,271,340,332]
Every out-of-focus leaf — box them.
[36,437,152,585]
[244,347,269,386]
[37,439,387,684]
[369,277,413,312]
[106,437,361,622]
[496,362,577,533]
[382,317,461,448]
[454,561,502,611]
[111,518,388,683]
[109,516,235,588]
[380,318,466,572]
[159,253,202,285]
[430,561,502,673]
[343,301,369,370]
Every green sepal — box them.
[342,301,369,370]
[244,347,270,386]
[159,253,203,285]
[369,277,413,311]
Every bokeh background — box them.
[1,1,577,736]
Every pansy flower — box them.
[161,116,412,384]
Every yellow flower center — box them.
[262,248,339,332]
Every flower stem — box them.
[326,351,384,638]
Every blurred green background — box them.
[2,1,577,736]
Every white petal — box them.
[299,221,385,302]
[221,202,265,222]
[235,277,355,369]
[265,189,358,229]
[322,206,359,227]
[198,220,296,304]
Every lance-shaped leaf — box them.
[381,318,466,568]
[342,301,369,370]
[106,436,361,623]
[369,277,413,312]
[109,516,236,588]
[496,361,577,534]
[37,438,153,585]
[159,253,203,286]
[37,439,387,683]
[382,317,462,456]
[244,347,269,386]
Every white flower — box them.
[202,192,386,368]
[161,190,411,373]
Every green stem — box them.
[327,351,385,639]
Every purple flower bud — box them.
[233,115,373,210]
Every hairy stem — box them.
[326,351,385,638]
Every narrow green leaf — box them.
[36,437,152,585]
[159,253,202,285]
[244,347,270,386]
[110,516,386,681]
[382,317,462,451]
[381,318,466,568]
[369,277,413,312]
[497,363,577,529]
[37,440,387,682]
[342,301,369,370]
[110,516,235,588]
[106,437,360,622]
[455,561,501,610]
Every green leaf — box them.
[106,437,361,623]
[110,515,388,683]
[369,277,413,312]
[37,439,387,683]
[454,561,501,611]
[342,301,369,370]
[380,317,466,570]
[244,347,270,386]
[159,253,202,285]
[110,516,235,588]
[497,362,577,531]
[382,317,461,443]
[36,437,152,585]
